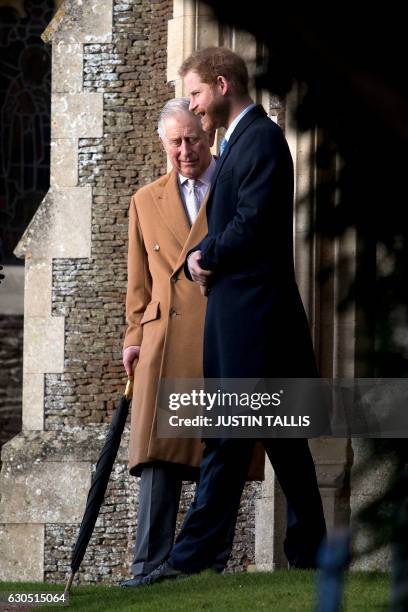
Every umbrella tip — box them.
[64,571,75,599]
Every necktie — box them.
[219,137,228,156]
[185,179,201,224]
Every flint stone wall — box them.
[0,316,23,467]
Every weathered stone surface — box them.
[254,462,286,570]
[25,261,52,318]
[43,0,113,45]
[23,317,65,375]
[1,429,129,464]
[311,438,350,487]
[51,138,79,188]
[0,458,91,524]
[22,373,45,431]
[52,42,83,93]
[52,93,104,139]
[0,524,44,581]
[167,15,195,86]
[15,187,92,260]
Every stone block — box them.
[0,524,44,581]
[52,94,103,140]
[0,461,91,524]
[310,437,349,463]
[173,0,195,19]
[167,16,195,83]
[311,438,350,487]
[25,261,52,318]
[43,0,113,45]
[23,316,64,375]
[51,138,78,188]
[15,187,92,260]
[52,43,83,93]
[254,463,286,570]
[22,373,45,431]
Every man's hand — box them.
[187,250,213,286]
[123,345,140,377]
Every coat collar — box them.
[152,169,190,249]
[207,105,267,201]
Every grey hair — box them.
[157,97,200,139]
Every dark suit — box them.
[171,105,326,572]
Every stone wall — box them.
[0,315,23,465]
[45,0,173,430]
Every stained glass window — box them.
[0,0,54,264]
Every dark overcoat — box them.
[190,105,318,379]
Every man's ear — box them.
[216,75,228,96]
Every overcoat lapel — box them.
[206,105,267,204]
[152,170,190,249]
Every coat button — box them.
[169,307,178,316]
[153,244,160,251]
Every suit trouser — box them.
[131,462,236,576]
[169,438,327,573]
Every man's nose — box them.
[180,139,191,156]
[189,99,196,112]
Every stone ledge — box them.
[14,187,92,260]
[42,0,113,45]
[1,428,130,465]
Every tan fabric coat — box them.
[124,169,264,479]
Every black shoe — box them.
[120,575,145,587]
[140,561,188,586]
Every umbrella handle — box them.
[64,571,75,598]
[124,377,134,400]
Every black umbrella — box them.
[64,377,133,596]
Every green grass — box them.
[1,570,389,612]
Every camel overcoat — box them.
[124,169,264,479]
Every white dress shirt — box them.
[179,157,216,225]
